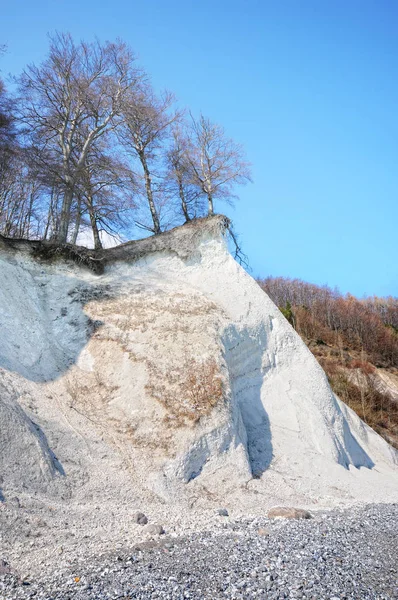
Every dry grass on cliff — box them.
[146,357,224,427]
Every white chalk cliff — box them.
[0,216,397,516]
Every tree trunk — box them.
[139,151,161,234]
[57,186,74,244]
[24,191,35,238]
[178,176,190,222]
[43,190,57,240]
[207,193,214,216]
[70,198,82,245]
[43,208,51,240]
[87,194,103,250]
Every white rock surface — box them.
[0,382,62,498]
[0,217,397,573]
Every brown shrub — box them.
[317,357,339,376]
[348,360,375,375]
[259,276,398,367]
[259,276,398,446]
[322,364,398,448]
[146,357,224,426]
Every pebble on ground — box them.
[0,504,397,600]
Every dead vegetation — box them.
[315,352,398,448]
[146,357,224,426]
[259,276,398,448]
[61,280,225,458]
[259,276,398,367]
[65,370,120,415]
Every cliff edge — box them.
[0,216,397,568]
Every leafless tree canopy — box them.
[17,33,142,243]
[165,124,203,222]
[0,33,252,246]
[118,88,181,234]
[187,114,252,216]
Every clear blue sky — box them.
[1,0,397,297]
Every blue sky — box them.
[1,0,397,297]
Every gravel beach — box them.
[1,504,397,599]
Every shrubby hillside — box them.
[259,277,398,447]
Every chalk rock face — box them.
[0,217,397,511]
[0,251,90,381]
[0,383,63,498]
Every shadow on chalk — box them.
[223,324,273,477]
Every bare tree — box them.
[0,148,45,238]
[187,114,252,216]
[42,186,63,240]
[2,35,254,245]
[0,80,13,150]
[76,141,136,249]
[0,56,35,237]
[165,124,203,222]
[18,33,142,243]
[119,87,180,234]
[0,47,17,180]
